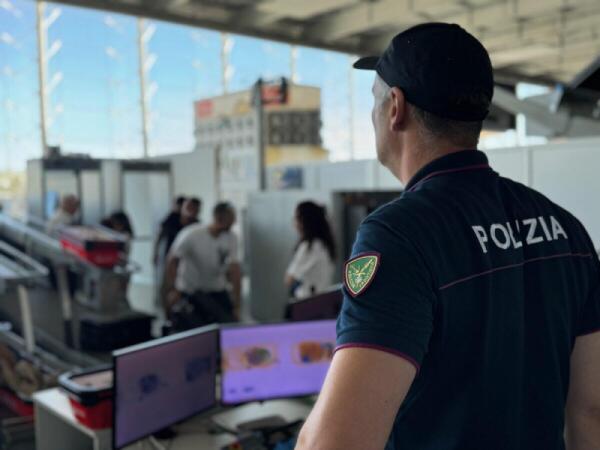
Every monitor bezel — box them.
[112,324,220,450]
[218,319,335,406]
[287,284,343,322]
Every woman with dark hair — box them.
[285,201,336,299]
[108,211,134,238]
[103,211,134,256]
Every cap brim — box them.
[353,56,379,70]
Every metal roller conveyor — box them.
[0,213,153,356]
[0,241,49,355]
[0,213,139,312]
[0,214,69,265]
[0,241,98,411]
[0,213,138,276]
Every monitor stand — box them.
[210,399,311,436]
[152,427,177,440]
[236,414,288,432]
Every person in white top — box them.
[165,202,241,322]
[46,194,79,236]
[285,201,336,299]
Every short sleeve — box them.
[336,218,436,371]
[227,233,239,264]
[286,242,314,280]
[576,227,600,336]
[578,252,600,336]
[169,227,193,259]
[579,286,600,336]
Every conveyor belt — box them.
[0,242,48,291]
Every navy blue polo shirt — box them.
[337,149,600,450]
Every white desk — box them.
[34,389,111,450]
[33,388,313,450]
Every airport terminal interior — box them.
[1,0,600,449]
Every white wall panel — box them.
[156,149,216,225]
[531,141,600,247]
[484,147,528,184]
[247,190,333,321]
[317,159,376,191]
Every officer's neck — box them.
[394,140,474,185]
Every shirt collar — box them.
[404,149,491,192]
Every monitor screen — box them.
[220,320,336,405]
[113,325,218,449]
[288,286,343,322]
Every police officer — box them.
[296,23,600,450]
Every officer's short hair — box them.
[409,93,488,148]
[375,75,485,148]
[213,202,234,219]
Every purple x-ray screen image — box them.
[220,320,336,404]
[113,328,218,449]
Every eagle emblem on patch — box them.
[344,252,380,297]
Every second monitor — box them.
[287,285,343,322]
[220,320,336,405]
[113,325,219,449]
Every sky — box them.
[0,0,378,171]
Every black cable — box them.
[207,418,238,436]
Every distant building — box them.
[194,80,328,191]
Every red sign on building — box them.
[261,79,289,105]
[195,99,214,118]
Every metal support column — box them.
[253,79,266,191]
[348,55,355,160]
[221,33,230,94]
[36,1,49,155]
[17,285,35,353]
[55,265,75,348]
[291,45,298,83]
[137,17,150,158]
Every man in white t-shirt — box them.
[46,194,80,237]
[165,202,241,324]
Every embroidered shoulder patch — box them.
[344,252,381,297]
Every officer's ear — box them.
[388,87,406,132]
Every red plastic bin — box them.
[59,366,113,430]
[0,388,34,417]
[59,226,125,268]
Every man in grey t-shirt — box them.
[165,202,241,324]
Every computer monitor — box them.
[287,285,343,322]
[113,325,219,449]
[220,320,336,405]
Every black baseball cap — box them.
[354,22,494,121]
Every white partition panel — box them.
[318,160,376,191]
[101,160,121,215]
[160,149,216,225]
[247,191,332,321]
[124,171,171,285]
[80,171,102,224]
[531,142,600,247]
[45,171,78,220]
[484,147,528,184]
